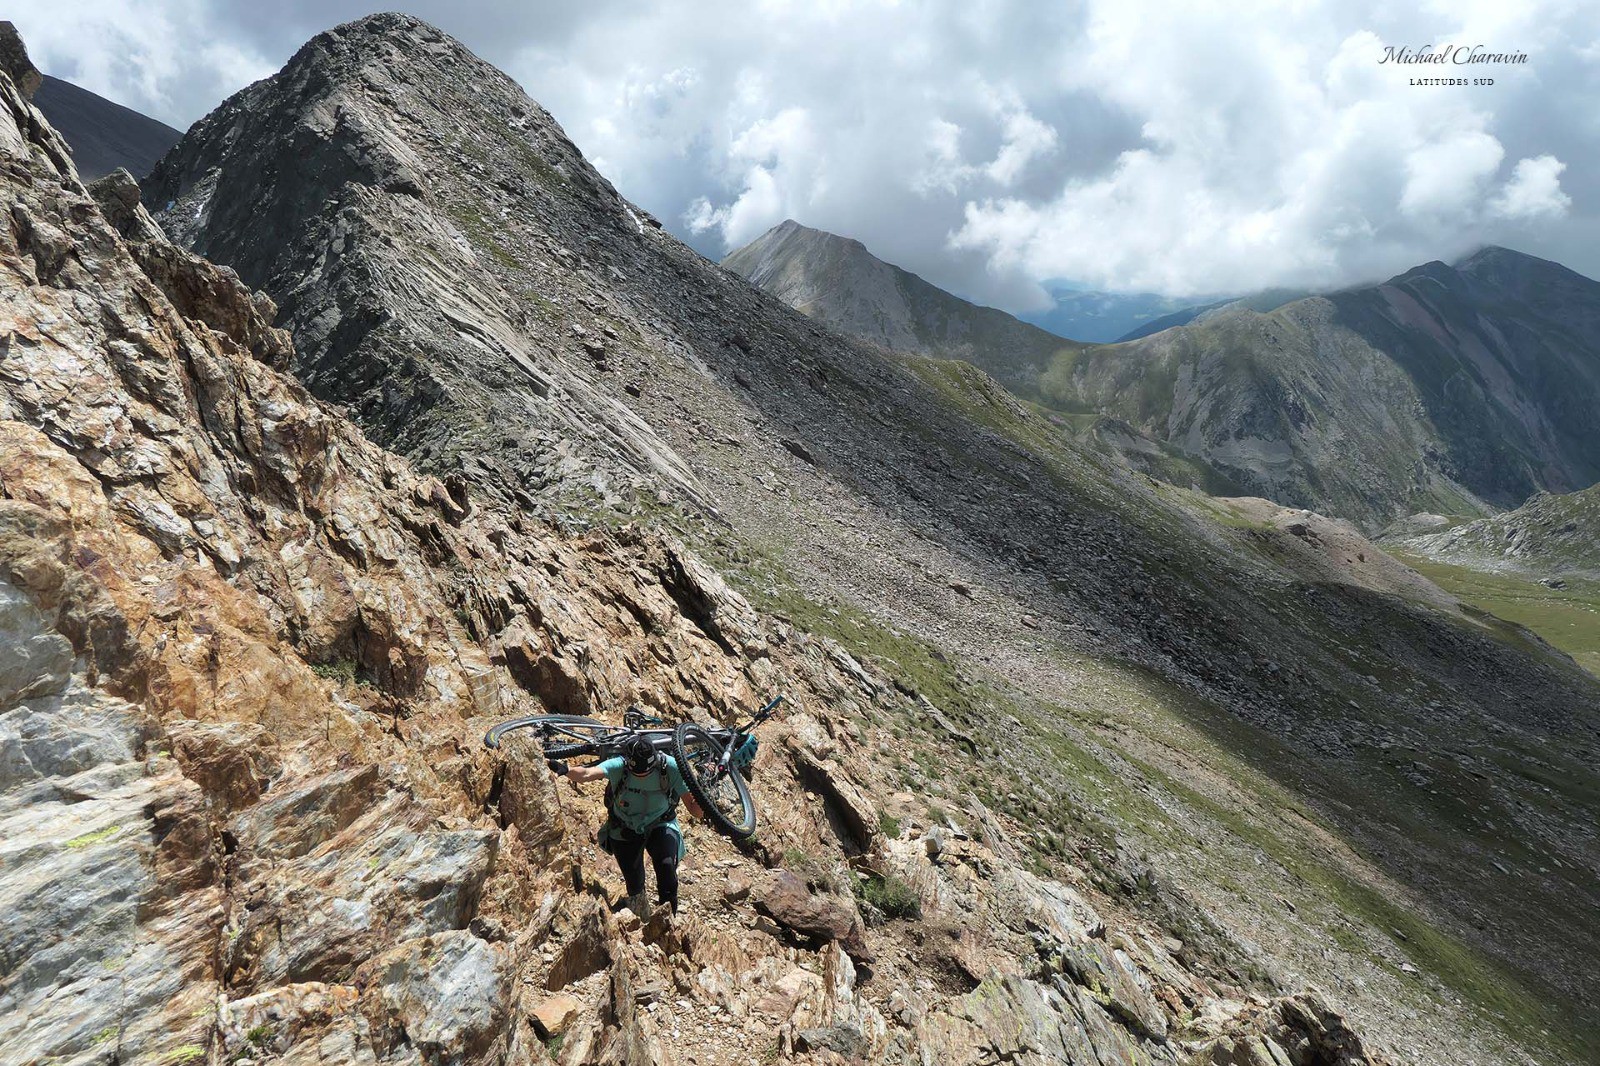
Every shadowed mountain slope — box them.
[139,14,1600,1062]
[33,74,181,180]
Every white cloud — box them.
[11,0,1597,304]
[1490,155,1571,220]
[1398,130,1504,219]
[12,0,275,129]
[948,0,1588,296]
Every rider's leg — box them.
[612,832,649,913]
[645,824,681,912]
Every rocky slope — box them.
[723,220,1076,393]
[32,74,182,180]
[1383,485,1600,578]
[124,14,1600,1064]
[0,25,1419,1066]
[1042,250,1600,530]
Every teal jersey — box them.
[599,756,690,855]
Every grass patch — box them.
[447,201,524,272]
[1397,555,1600,677]
[877,811,902,839]
[311,658,359,685]
[781,848,848,894]
[64,825,121,849]
[855,872,921,920]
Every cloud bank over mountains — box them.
[14,0,1596,307]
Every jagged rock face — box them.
[134,15,1600,1058]
[0,28,1407,1066]
[1044,250,1600,529]
[722,219,1077,393]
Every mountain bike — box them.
[483,695,784,839]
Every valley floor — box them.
[1395,554,1600,679]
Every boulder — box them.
[545,903,614,991]
[529,993,581,1038]
[795,1024,867,1059]
[1053,937,1168,1042]
[792,745,880,852]
[753,870,872,962]
[722,873,752,904]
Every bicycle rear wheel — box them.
[673,722,757,839]
[483,714,608,749]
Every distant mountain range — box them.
[1019,286,1206,343]
[722,219,1078,393]
[1048,247,1600,528]
[32,74,180,180]
[728,222,1600,530]
[1110,288,1308,342]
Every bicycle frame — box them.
[486,694,785,761]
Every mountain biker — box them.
[548,734,702,918]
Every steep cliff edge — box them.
[0,23,1414,1066]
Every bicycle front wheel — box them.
[672,722,757,839]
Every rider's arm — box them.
[548,758,610,784]
[683,793,704,819]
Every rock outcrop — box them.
[1382,483,1600,578]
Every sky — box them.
[11,0,1598,311]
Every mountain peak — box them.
[0,20,42,99]
[744,218,869,257]
[299,11,452,56]
[1454,242,1596,288]
[724,219,1075,387]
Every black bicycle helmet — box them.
[621,734,658,774]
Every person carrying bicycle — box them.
[548,734,703,918]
